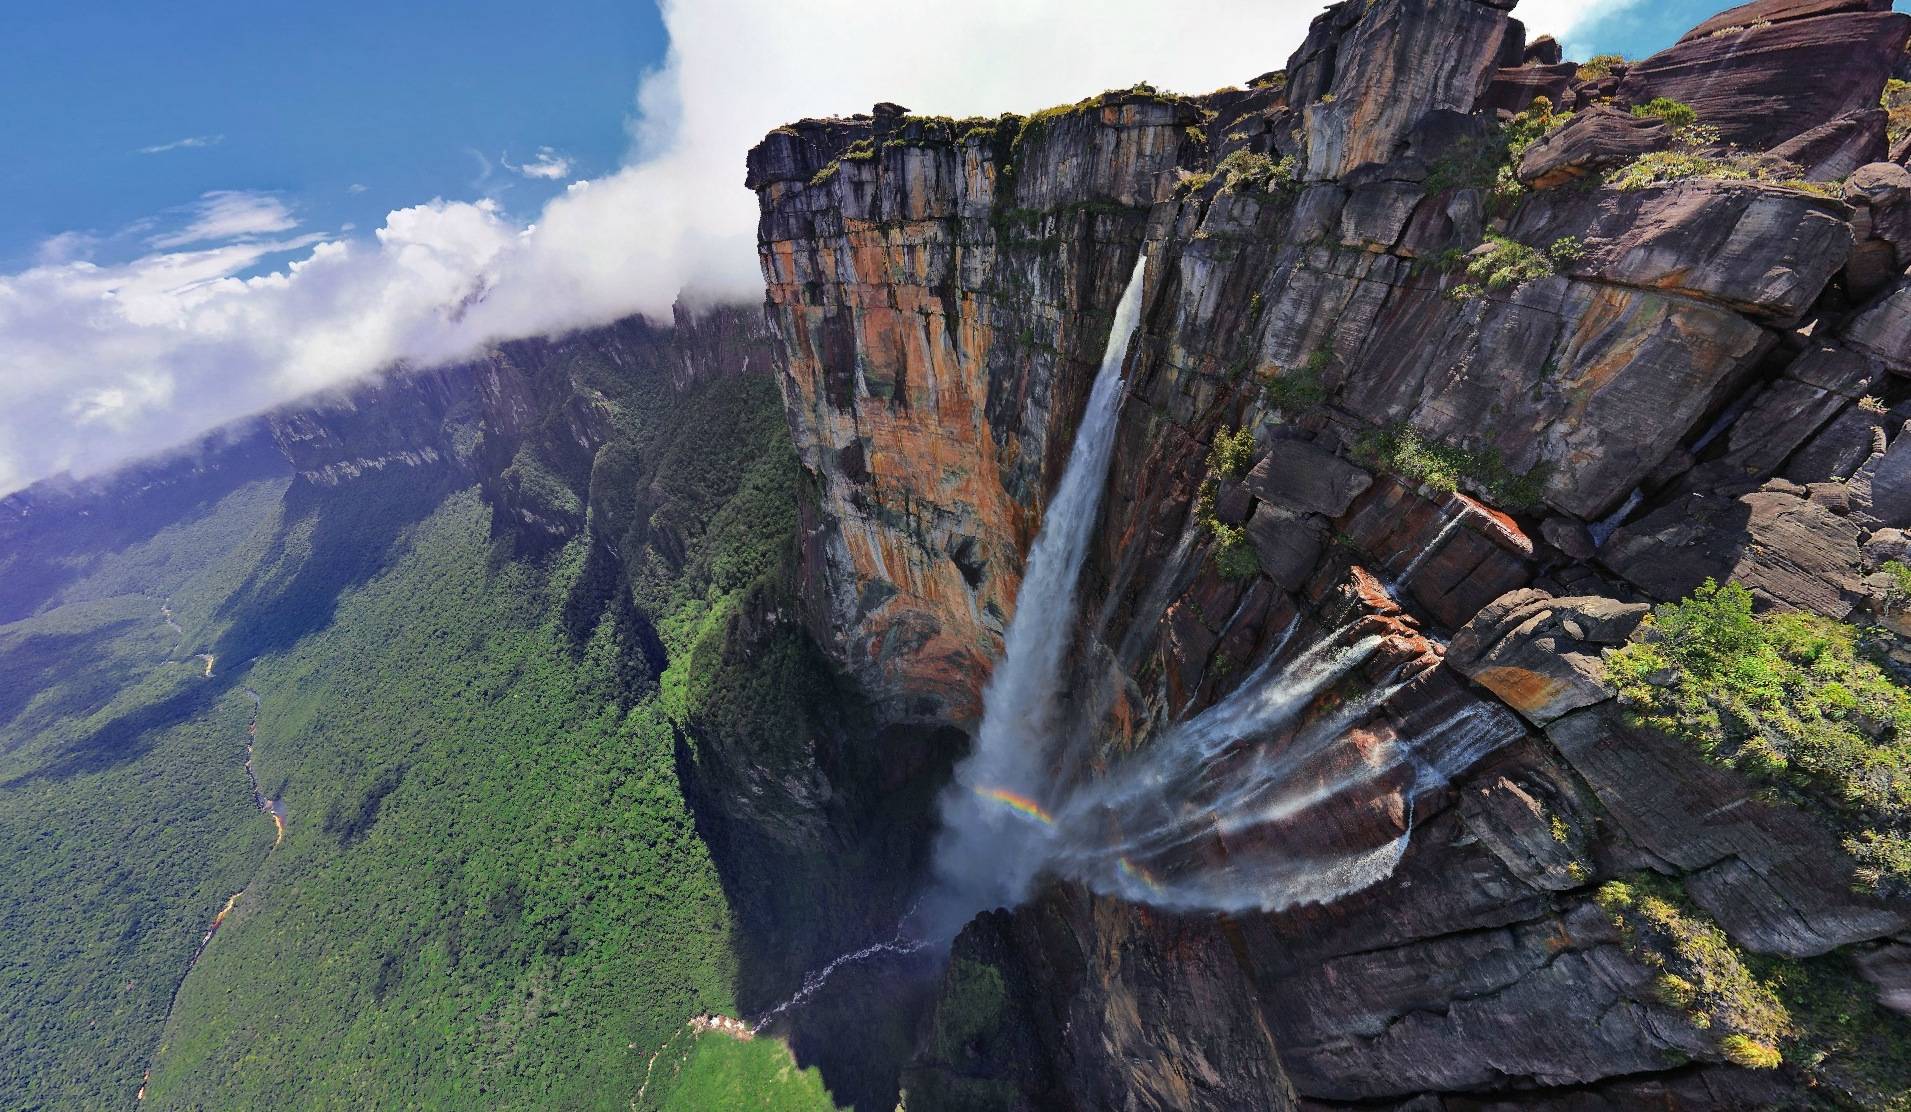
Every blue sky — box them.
[1577,0,1911,57]
[0,1,667,268]
[0,0,1841,268]
[0,0,1867,270]
[1,0,1904,495]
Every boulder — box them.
[1508,179,1854,324]
[1549,706,1911,955]
[1338,180,1427,249]
[1677,0,1895,43]
[1241,438,1374,516]
[1844,161,1911,294]
[1853,940,1911,1015]
[1340,276,1770,519]
[1695,343,1881,484]
[1245,501,1329,591]
[1478,62,1578,116]
[1288,0,1515,180]
[1448,588,1648,725]
[1848,419,1911,527]
[1270,901,1714,1096]
[1337,481,1534,629]
[1514,106,1671,190]
[1785,404,1892,483]
[1617,11,1910,153]
[906,885,1301,1111]
[1458,759,1595,891]
[1540,516,1595,560]
[1843,278,1911,373]
[1601,487,1865,617]
[1768,108,1889,180]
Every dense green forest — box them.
[0,358,848,1108]
[0,478,287,1108]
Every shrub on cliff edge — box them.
[1631,97,1698,130]
[1353,424,1548,511]
[1205,425,1256,479]
[1597,875,1791,1065]
[1216,149,1297,194]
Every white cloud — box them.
[505,147,574,180]
[0,0,1631,496]
[137,134,223,155]
[148,191,299,250]
[34,231,98,266]
[1520,0,1645,60]
[347,183,369,194]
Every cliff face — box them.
[265,305,771,547]
[248,304,947,1101]
[750,97,1182,724]
[753,0,1911,1105]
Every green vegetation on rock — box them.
[1353,424,1548,511]
[1216,150,1297,194]
[1424,98,1569,213]
[646,1032,837,1112]
[1887,78,1911,148]
[1631,97,1698,130]
[1009,83,1186,166]
[1598,873,1911,1103]
[0,344,848,1109]
[1596,876,1791,1064]
[1754,950,1911,1109]
[1606,580,1911,897]
[1195,426,1262,579]
[1576,54,1626,80]
[1606,141,1843,197]
[1450,234,1555,298]
[928,958,1008,1062]
[1259,349,1331,409]
[1205,425,1256,480]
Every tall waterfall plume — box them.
[915,251,1151,940]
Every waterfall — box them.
[915,251,1150,941]
[1386,499,1463,598]
[1588,487,1643,549]
[758,252,1528,1030]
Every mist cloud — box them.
[136,134,224,155]
[0,0,1627,495]
[147,191,300,249]
[505,147,575,180]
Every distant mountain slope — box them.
[0,307,907,1110]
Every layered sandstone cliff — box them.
[752,0,1911,1105]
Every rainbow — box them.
[974,786,1053,825]
[1118,855,1165,894]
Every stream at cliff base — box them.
[138,670,288,1101]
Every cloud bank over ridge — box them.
[0,0,1624,495]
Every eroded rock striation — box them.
[753,0,1911,1106]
